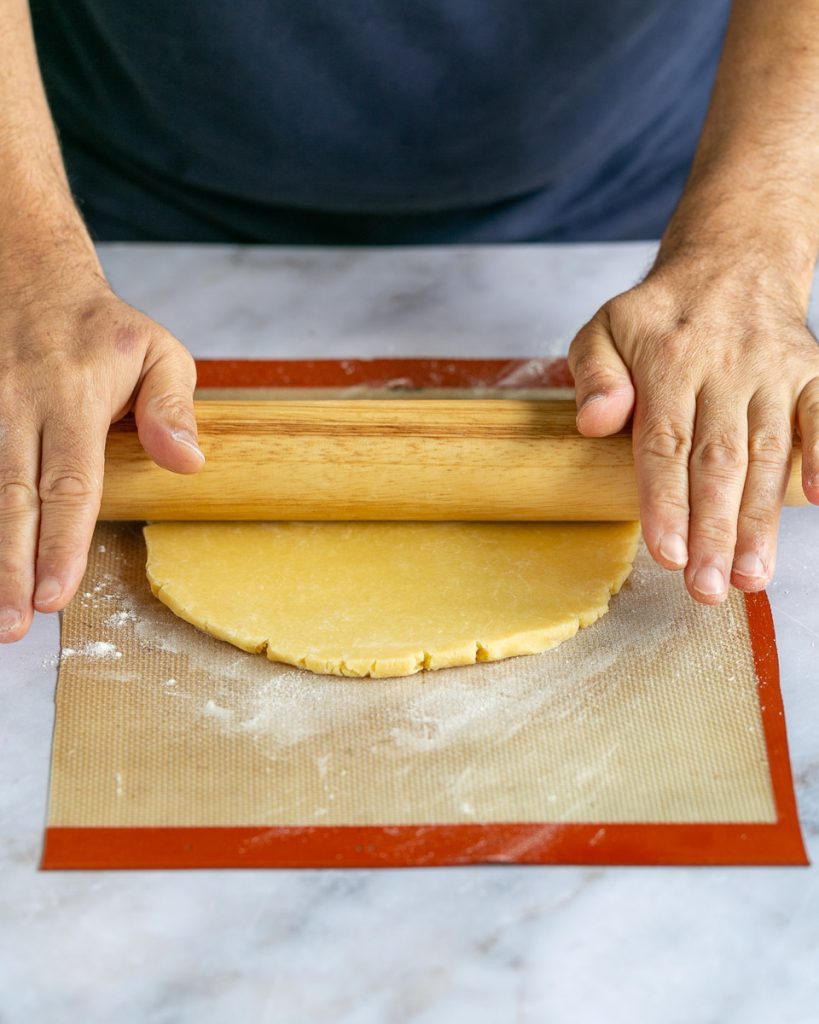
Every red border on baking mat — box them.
[39,592,808,869]
[194,356,574,389]
[41,359,807,869]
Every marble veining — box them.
[1,243,818,1024]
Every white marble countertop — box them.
[2,243,818,1024]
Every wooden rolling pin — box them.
[100,399,806,521]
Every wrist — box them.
[1,201,104,301]
[654,193,818,317]
[1,160,99,259]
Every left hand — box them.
[568,249,819,604]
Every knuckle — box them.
[691,512,737,546]
[738,505,778,534]
[151,391,194,423]
[0,553,28,581]
[36,539,77,564]
[568,334,596,370]
[640,420,692,462]
[748,431,792,468]
[576,364,614,394]
[660,331,689,359]
[693,437,747,474]
[601,294,631,327]
[572,351,601,376]
[569,314,607,360]
[36,521,92,562]
[39,470,100,504]
[646,330,689,364]
[0,480,38,516]
[644,493,690,518]
[801,398,819,423]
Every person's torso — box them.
[32,0,731,240]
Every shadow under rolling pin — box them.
[99,399,807,522]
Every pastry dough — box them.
[144,522,640,677]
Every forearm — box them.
[0,0,97,269]
[658,0,819,305]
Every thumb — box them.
[133,338,204,474]
[568,312,635,436]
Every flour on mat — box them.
[73,526,758,767]
[203,699,233,720]
[58,523,774,826]
[105,610,135,628]
[60,641,122,661]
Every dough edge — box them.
[145,524,641,679]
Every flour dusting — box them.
[55,522,774,828]
[61,641,122,661]
[106,610,135,628]
[203,699,233,720]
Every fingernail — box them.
[34,577,62,607]
[0,608,21,633]
[658,532,687,567]
[692,565,726,598]
[733,552,767,580]
[171,430,205,462]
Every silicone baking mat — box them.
[41,359,807,869]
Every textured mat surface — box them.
[42,522,805,868]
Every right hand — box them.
[0,252,204,643]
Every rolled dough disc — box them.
[144,520,642,679]
[144,521,640,678]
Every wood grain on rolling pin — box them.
[100,400,806,521]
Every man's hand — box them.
[0,254,203,643]
[569,251,818,604]
[0,0,203,642]
[569,0,819,604]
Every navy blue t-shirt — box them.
[31,1,730,243]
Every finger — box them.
[632,388,695,571]
[797,377,819,504]
[34,410,108,614]
[568,313,635,437]
[0,414,39,642]
[684,392,749,604]
[134,339,204,473]
[732,394,792,592]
